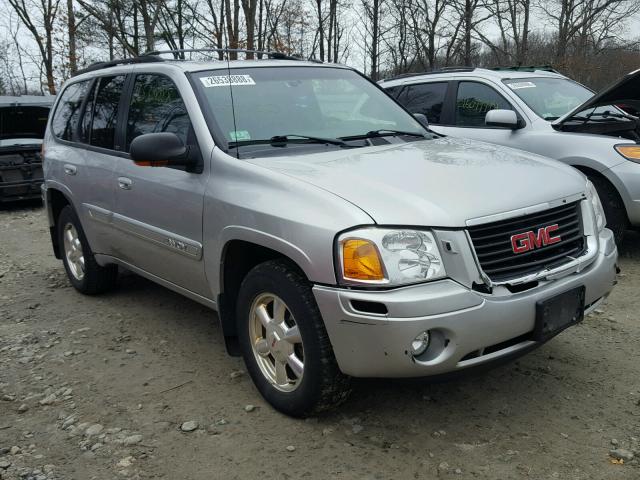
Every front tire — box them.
[236,259,351,417]
[57,205,118,294]
[589,175,628,244]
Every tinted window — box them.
[90,75,125,149]
[384,85,403,99]
[126,74,190,151]
[51,81,91,141]
[78,82,96,144]
[455,82,513,127]
[400,82,448,124]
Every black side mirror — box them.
[129,132,193,167]
[413,113,429,128]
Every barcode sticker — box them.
[200,75,256,88]
[508,81,536,90]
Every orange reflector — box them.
[342,239,384,281]
[616,145,640,161]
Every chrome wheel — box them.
[249,293,304,392]
[63,223,85,281]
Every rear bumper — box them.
[313,228,618,378]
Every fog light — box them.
[410,331,431,356]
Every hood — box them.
[0,97,53,141]
[554,68,640,125]
[245,137,587,226]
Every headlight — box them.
[586,180,606,232]
[337,228,446,286]
[615,145,640,163]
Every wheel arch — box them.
[46,186,75,259]
[217,237,312,356]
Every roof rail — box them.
[380,67,475,82]
[72,55,164,77]
[71,48,321,77]
[491,65,560,74]
[144,48,320,62]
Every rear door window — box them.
[90,75,126,149]
[399,82,448,124]
[51,80,91,141]
[125,74,191,152]
[455,82,514,127]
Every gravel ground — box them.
[1,203,639,480]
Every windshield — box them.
[193,66,429,156]
[503,78,593,121]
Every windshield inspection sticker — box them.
[229,130,251,141]
[200,75,256,88]
[508,81,537,90]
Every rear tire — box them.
[57,205,118,294]
[589,175,628,245]
[236,259,351,417]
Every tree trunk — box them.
[370,0,379,80]
[241,0,258,58]
[67,0,77,74]
[316,0,324,61]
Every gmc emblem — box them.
[511,224,561,254]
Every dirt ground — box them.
[0,202,639,480]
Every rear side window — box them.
[90,75,126,149]
[399,82,448,124]
[125,74,190,152]
[51,81,91,141]
[455,82,513,127]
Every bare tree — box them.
[7,0,61,93]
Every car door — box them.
[47,77,122,256]
[73,74,127,256]
[111,72,209,298]
[429,80,529,146]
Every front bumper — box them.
[313,228,618,378]
[0,153,43,202]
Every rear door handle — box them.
[63,164,77,176]
[118,177,133,190]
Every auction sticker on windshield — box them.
[508,81,536,90]
[200,75,256,88]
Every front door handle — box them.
[63,164,77,176]
[118,177,133,190]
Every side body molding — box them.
[83,203,203,260]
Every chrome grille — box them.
[468,202,586,282]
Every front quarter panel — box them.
[203,150,375,297]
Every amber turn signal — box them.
[342,239,385,281]
[615,145,640,162]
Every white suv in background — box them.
[381,67,640,243]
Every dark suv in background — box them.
[0,95,53,203]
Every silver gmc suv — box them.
[381,67,640,244]
[42,51,618,417]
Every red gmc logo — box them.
[511,224,561,254]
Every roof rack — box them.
[491,65,560,74]
[381,67,475,82]
[144,48,320,62]
[72,55,164,77]
[72,48,320,77]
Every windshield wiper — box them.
[566,110,637,123]
[229,134,351,148]
[340,129,427,141]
